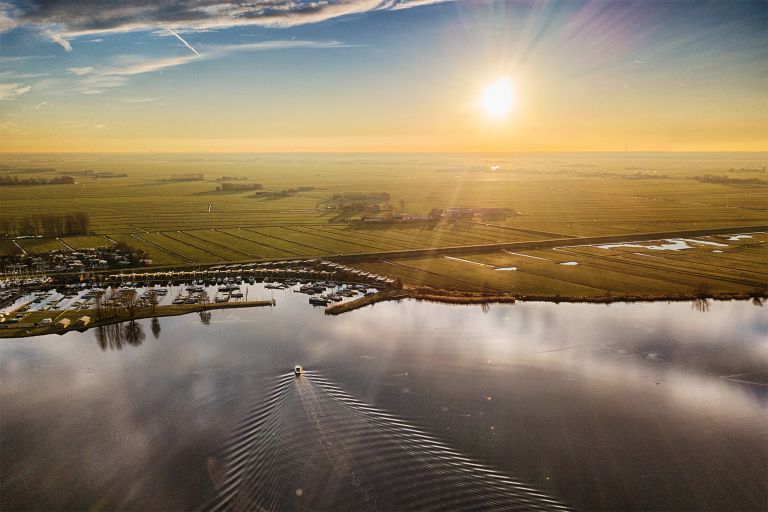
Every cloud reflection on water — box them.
[0,296,765,510]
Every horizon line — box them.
[1,150,767,155]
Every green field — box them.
[1,153,765,297]
[355,233,768,296]
[59,235,115,250]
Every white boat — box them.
[294,365,303,376]
[309,296,330,306]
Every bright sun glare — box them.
[478,77,516,119]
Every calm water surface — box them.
[1,286,766,511]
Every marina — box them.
[0,259,390,334]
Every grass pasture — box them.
[60,235,115,250]
[16,238,68,254]
[355,233,768,297]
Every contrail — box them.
[164,26,200,56]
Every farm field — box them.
[1,153,766,297]
[59,235,116,250]
[15,237,68,254]
[354,232,768,296]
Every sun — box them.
[478,77,516,119]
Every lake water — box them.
[1,286,766,511]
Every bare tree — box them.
[94,292,104,319]
[151,317,161,339]
[124,320,145,347]
[147,290,158,314]
[122,290,139,317]
[691,298,711,313]
[101,288,118,319]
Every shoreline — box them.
[2,288,764,338]
[325,288,765,315]
[0,300,274,339]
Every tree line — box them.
[0,212,90,237]
[217,182,263,191]
[693,174,767,186]
[0,175,75,186]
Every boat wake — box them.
[205,371,570,511]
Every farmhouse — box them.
[445,207,476,218]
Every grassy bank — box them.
[0,300,273,339]
[325,287,764,315]
[326,288,518,315]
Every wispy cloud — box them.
[2,1,452,50]
[33,100,48,109]
[77,39,352,93]
[42,28,72,51]
[0,55,54,65]
[0,70,49,79]
[68,66,94,75]
[0,121,24,135]
[388,0,450,10]
[0,2,17,32]
[0,82,31,100]
[118,97,159,104]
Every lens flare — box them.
[478,77,516,119]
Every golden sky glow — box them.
[0,1,766,152]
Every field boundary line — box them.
[557,247,766,289]
[129,233,196,263]
[233,228,305,257]
[158,232,224,261]
[379,259,507,292]
[57,237,75,251]
[243,227,330,255]
[289,225,396,252]
[178,230,252,259]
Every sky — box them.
[0,0,766,152]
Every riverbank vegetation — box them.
[326,286,764,315]
[0,300,273,339]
